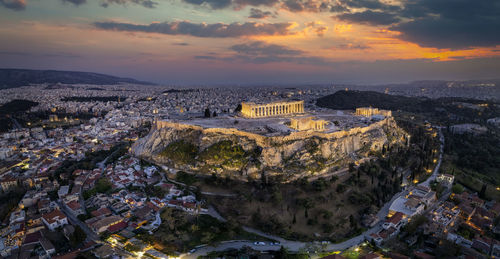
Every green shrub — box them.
[160,140,198,164]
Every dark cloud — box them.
[336,10,400,25]
[231,41,303,56]
[100,0,158,8]
[390,0,500,49]
[218,41,331,65]
[62,0,87,5]
[194,55,218,60]
[235,0,278,7]
[0,0,26,10]
[339,0,400,11]
[182,0,278,9]
[306,21,327,36]
[0,51,81,58]
[94,21,294,38]
[329,4,348,13]
[249,8,275,18]
[281,0,329,12]
[182,0,231,9]
[173,42,190,46]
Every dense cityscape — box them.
[0,81,498,259]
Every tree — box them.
[349,163,356,173]
[70,225,87,247]
[479,183,487,199]
[234,104,242,113]
[212,111,217,117]
[204,108,211,118]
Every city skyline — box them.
[1,0,499,84]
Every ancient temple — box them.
[241,100,304,118]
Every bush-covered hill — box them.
[0,68,154,88]
[316,90,500,124]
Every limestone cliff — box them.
[131,117,408,180]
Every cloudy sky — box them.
[0,0,499,85]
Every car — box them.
[253,241,266,246]
[188,249,196,254]
[271,242,281,246]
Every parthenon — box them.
[240,100,304,118]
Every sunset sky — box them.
[1,0,499,85]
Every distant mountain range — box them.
[0,68,155,88]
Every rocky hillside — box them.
[131,118,408,181]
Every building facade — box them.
[241,100,304,118]
[290,117,327,131]
[355,107,392,117]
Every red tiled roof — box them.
[386,212,404,225]
[23,231,42,244]
[43,209,67,224]
[66,200,81,211]
[91,207,112,218]
[414,252,435,259]
[107,221,128,233]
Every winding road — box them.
[181,126,446,258]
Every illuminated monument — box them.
[240,100,304,118]
[290,117,327,131]
[355,107,392,117]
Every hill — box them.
[316,90,499,118]
[0,68,155,88]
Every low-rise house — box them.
[383,212,406,230]
[90,215,123,233]
[58,185,70,198]
[65,200,85,216]
[9,210,26,224]
[407,186,436,206]
[107,221,128,233]
[20,190,42,208]
[389,197,425,218]
[436,174,454,187]
[370,226,398,245]
[91,207,112,218]
[472,237,491,254]
[40,238,56,255]
[0,175,17,191]
[42,209,68,231]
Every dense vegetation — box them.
[317,90,500,124]
[441,129,500,201]
[159,140,198,164]
[0,99,39,115]
[136,208,261,254]
[0,99,39,132]
[199,140,257,169]
[54,142,129,185]
[0,187,26,223]
[202,151,410,242]
[83,178,113,200]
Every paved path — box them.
[421,127,444,188]
[57,201,100,242]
